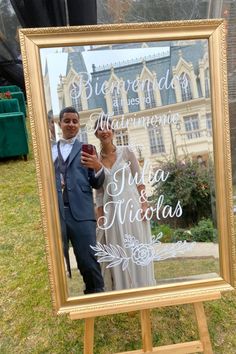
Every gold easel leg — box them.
[194,302,213,354]
[84,317,95,354]
[140,309,153,352]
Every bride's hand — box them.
[96,206,104,227]
[140,201,150,221]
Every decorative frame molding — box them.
[19,19,235,317]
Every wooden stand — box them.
[71,293,221,354]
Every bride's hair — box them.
[94,115,114,135]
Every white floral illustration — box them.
[91,233,196,271]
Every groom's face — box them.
[59,112,80,139]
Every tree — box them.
[97,0,211,25]
[0,0,20,55]
[152,158,215,227]
[97,0,133,23]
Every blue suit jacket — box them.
[54,140,105,221]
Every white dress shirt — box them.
[52,137,103,176]
[52,137,76,162]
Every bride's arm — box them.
[125,147,149,220]
[96,206,104,226]
[137,184,149,221]
[95,187,104,226]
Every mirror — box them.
[19,20,235,315]
[41,39,219,295]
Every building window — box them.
[112,87,123,116]
[184,114,201,139]
[206,113,212,137]
[180,73,192,101]
[115,129,129,146]
[205,68,210,98]
[148,127,165,154]
[78,125,88,143]
[70,83,82,112]
[144,80,156,109]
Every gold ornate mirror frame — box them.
[19,19,235,317]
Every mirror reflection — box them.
[41,39,219,296]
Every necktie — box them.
[59,137,75,145]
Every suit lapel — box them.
[54,156,59,169]
[68,139,82,166]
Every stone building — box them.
[52,40,212,173]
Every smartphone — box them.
[82,144,95,155]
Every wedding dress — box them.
[95,146,156,291]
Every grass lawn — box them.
[1,149,236,353]
[68,257,219,297]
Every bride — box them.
[94,116,156,291]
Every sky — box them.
[40,46,170,115]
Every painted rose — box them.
[131,244,155,266]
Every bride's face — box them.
[96,123,114,145]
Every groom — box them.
[52,106,104,294]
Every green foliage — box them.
[171,228,193,242]
[171,218,217,243]
[152,158,215,227]
[190,218,217,242]
[151,223,173,242]
[152,218,217,243]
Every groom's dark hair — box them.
[59,106,80,121]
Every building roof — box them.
[89,41,205,110]
[66,51,87,75]
[62,40,206,113]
